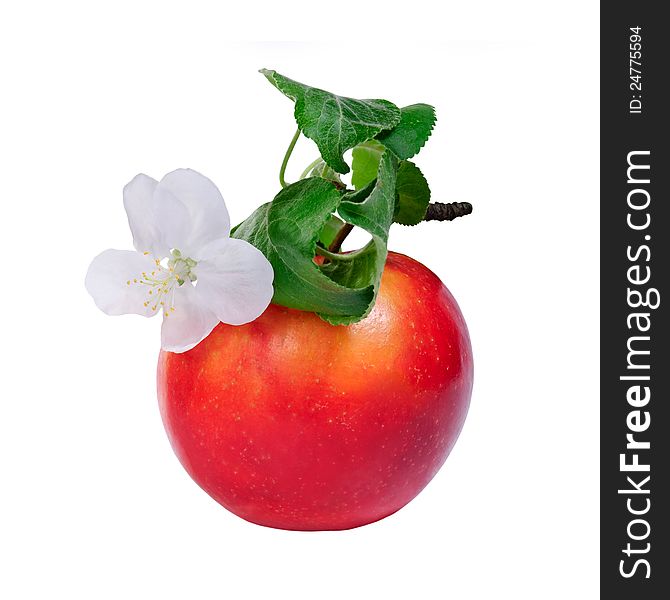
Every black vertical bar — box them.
[601,3,669,596]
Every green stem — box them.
[279,128,301,188]
[299,157,322,180]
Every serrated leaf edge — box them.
[378,104,437,160]
[261,68,402,174]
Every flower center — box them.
[126,249,197,316]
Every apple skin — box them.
[157,251,473,530]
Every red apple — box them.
[157,251,473,530]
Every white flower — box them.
[85,169,274,353]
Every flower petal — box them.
[123,174,169,258]
[153,169,230,258]
[85,249,159,317]
[195,238,274,326]
[151,185,192,256]
[160,282,219,353]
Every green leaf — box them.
[307,160,344,187]
[352,142,430,226]
[318,214,345,248]
[376,104,436,160]
[394,161,431,225]
[339,151,396,242]
[321,150,398,324]
[351,140,385,190]
[233,151,399,324]
[232,178,374,318]
[261,69,401,174]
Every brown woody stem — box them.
[327,202,472,255]
[328,223,354,253]
[424,201,473,221]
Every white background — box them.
[1,2,599,598]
